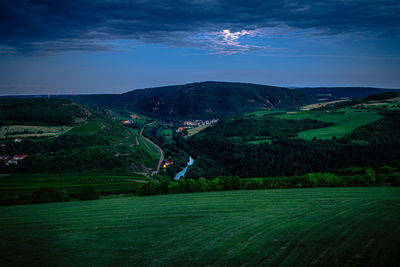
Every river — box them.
[173,157,194,180]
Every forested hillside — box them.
[0,99,158,174]
[187,95,400,178]
[62,81,315,119]
[0,98,88,126]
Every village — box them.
[0,138,29,165]
[176,119,219,134]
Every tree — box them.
[79,185,100,200]
[197,178,209,192]
[138,181,157,196]
[30,186,69,203]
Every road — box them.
[140,122,164,174]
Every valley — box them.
[1,85,400,204]
[2,1,399,265]
[1,83,399,266]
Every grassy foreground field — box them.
[1,187,400,266]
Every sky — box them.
[0,0,399,95]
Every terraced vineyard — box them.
[1,187,399,266]
[0,171,149,198]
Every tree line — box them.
[3,165,398,206]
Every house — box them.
[14,155,28,160]
[4,155,28,165]
[176,127,187,133]
[6,159,18,165]
[121,120,134,125]
[162,159,174,168]
[14,138,21,143]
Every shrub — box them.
[243,178,263,190]
[30,186,69,203]
[382,173,400,186]
[79,185,100,200]
[197,178,209,192]
[376,165,397,174]
[157,180,170,194]
[364,168,377,185]
[137,181,157,196]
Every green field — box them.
[0,171,148,198]
[67,121,102,135]
[0,125,72,139]
[1,187,399,266]
[186,125,211,137]
[247,139,272,145]
[277,109,383,139]
[160,128,173,141]
[244,110,286,117]
[138,135,160,159]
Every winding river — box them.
[173,157,194,180]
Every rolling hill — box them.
[296,87,399,101]
[63,82,315,119]
[0,98,159,175]
[0,98,90,126]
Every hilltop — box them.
[0,98,90,126]
[62,81,315,119]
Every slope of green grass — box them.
[67,121,102,135]
[244,109,286,117]
[186,124,211,137]
[278,110,383,139]
[1,187,399,266]
[138,136,160,159]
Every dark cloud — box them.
[0,0,399,54]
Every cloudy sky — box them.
[0,0,399,95]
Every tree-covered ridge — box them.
[0,98,89,126]
[61,81,315,119]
